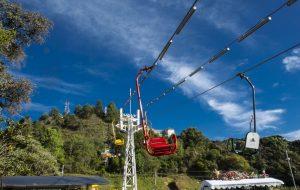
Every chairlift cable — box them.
[147,42,300,112]
[123,0,201,107]
[191,42,300,100]
[145,0,298,107]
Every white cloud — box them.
[293,48,300,54]
[12,71,88,95]
[207,98,284,130]
[272,82,279,88]
[20,0,285,131]
[282,48,300,72]
[198,0,247,35]
[160,58,284,131]
[282,129,300,141]
[23,102,52,113]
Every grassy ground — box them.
[101,174,200,190]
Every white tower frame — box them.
[64,100,70,115]
[122,89,138,190]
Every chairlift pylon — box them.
[136,66,177,157]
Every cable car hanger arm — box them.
[135,66,177,156]
[135,66,154,139]
[237,73,256,132]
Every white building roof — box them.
[200,178,284,190]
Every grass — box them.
[101,174,200,190]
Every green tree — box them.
[0,135,59,176]
[74,105,83,117]
[82,105,94,119]
[63,134,102,174]
[39,113,50,121]
[49,108,63,125]
[180,128,209,149]
[94,100,105,119]
[49,108,60,118]
[74,104,94,119]
[0,64,32,114]
[0,0,52,115]
[105,102,119,122]
[219,154,251,172]
[63,114,82,130]
[256,136,300,185]
[33,123,65,164]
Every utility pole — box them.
[285,150,297,190]
[122,89,138,190]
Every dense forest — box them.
[0,101,299,186]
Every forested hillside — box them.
[0,101,299,186]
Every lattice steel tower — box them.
[122,89,138,190]
[64,100,70,115]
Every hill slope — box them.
[0,102,299,187]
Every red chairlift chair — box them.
[136,66,177,157]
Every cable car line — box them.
[147,42,300,112]
[186,42,300,105]
[145,0,298,108]
[238,17,271,42]
[124,0,297,107]
[123,0,201,107]
[137,43,300,157]
[126,0,298,157]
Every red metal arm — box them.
[135,66,153,140]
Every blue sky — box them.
[12,0,300,140]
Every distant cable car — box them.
[227,73,260,154]
[100,121,123,159]
[114,139,124,146]
[136,66,177,157]
[111,121,125,146]
[101,148,114,159]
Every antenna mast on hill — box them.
[64,100,70,115]
[122,89,138,190]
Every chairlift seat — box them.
[245,132,260,149]
[146,135,177,156]
[136,67,178,156]
[114,139,124,146]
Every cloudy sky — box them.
[14,0,300,140]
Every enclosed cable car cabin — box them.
[136,66,177,156]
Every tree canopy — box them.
[0,0,52,115]
[1,104,299,186]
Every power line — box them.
[123,0,201,107]
[145,0,298,108]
